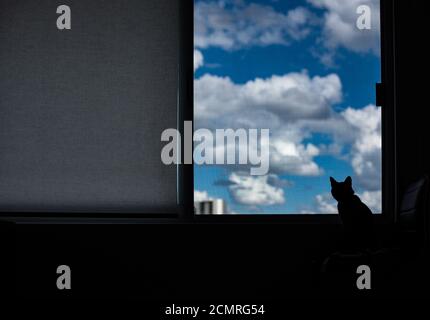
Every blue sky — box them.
[194,0,381,214]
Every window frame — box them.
[190,0,397,224]
[1,0,396,224]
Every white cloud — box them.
[359,190,382,213]
[194,74,381,196]
[315,193,338,213]
[308,0,380,57]
[194,71,342,177]
[228,172,285,206]
[194,126,323,177]
[195,0,380,66]
[291,104,382,189]
[299,105,382,195]
[308,104,382,213]
[342,105,381,191]
[195,71,342,123]
[270,135,322,176]
[195,1,316,50]
[194,49,204,71]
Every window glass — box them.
[194,0,381,214]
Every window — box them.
[0,0,393,220]
[194,0,384,215]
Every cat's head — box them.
[330,176,355,201]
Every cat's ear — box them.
[330,177,337,186]
[344,176,352,186]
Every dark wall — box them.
[14,223,344,299]
[395,0,429,190]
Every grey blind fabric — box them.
[0,0,179,213]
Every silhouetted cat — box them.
[330,176,375,249]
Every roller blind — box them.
[0,0,180,213]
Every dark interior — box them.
[1,0,429,301]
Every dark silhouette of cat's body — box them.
[330,176,375,249]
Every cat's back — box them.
[338,195,373,222]
[353,195,373,217]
